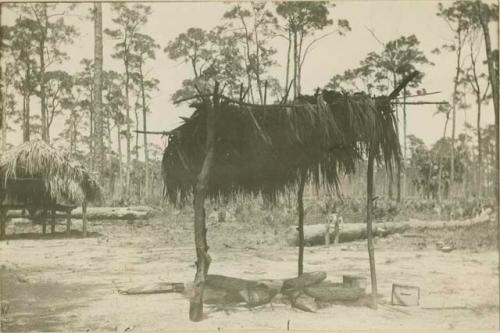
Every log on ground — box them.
[7,206,155,220]
[285,213,493,246]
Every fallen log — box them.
[7,206,155,220]
[305,284,365,302]
[119,282,184,295]
[281,271,327,293]
[285,212,493,246]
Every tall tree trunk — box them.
[284,30,292,103]
[23,63,31,142]
[297,168,306,276]
[253,25,263,104]
[94,2,104,181]
[0,3,4,151]
[402,87,407,200]
[117,121,123,196]
[39,3,48,142]
[139,63,150,199]
[190,82,219,322]
[450,30,463,195]
[438,112,450,202]
[293,29,298,99]
[475,3,499,327]
[477,95,483,196]
[125,59,131,199]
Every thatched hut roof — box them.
[0,139,101,205]
[162,90,400,205]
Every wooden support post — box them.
[324,215,331,246]
[82,200,87,237]
[367,147,378,309]
[189,82,219,322]
[66,209,71,235]
[42,209,47,234]
[0,208,5,239]
[50,209,56,233]
[297,169,307,276]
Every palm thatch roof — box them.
[0,139,101,205]
[162,90,400,205]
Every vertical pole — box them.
[42,209,47,234]
[189,82,219,322]
[324,214,331,246]
[297,169,306,276]
[82,200,87,237]
[66,209,71,235]
[367,147,378,309]
[50,208,55,233]
[0,208,5,239]
[403,86,407,201]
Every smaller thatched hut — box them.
[0,139,101,238]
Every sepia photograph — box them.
[0,0,499,331]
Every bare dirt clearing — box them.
[0,218,498,331]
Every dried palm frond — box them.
[162,90,400,206]
[0,139,101,205]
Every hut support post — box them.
[0,208,5,239]
[367,147,378,309]
[50,209,55,233]
[66,209,71,235]
[297,169,307,276]
[82,200,87,237]
[189,82,219,322]
[42,209,47,234]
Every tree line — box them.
[0,1,498,205]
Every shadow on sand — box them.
[0,230,101,241]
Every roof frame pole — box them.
[366,144,378,309]
[189,81,219,322]
[297,168,307,276]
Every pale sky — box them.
[3,1,499,159]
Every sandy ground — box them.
[0,217,498,332]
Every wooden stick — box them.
[395,91,441,99]
[82,200,87,237]
[189,81,218,322]
[297,168,307,276]
[388,71,419,99]
[173,94,213,105]
[50,208,55,234]
[366,146,378,309]
[0,208,5,239]
[66,209,71,235]
[133,130,173,135]
[391,101,449,105]
[42,209,47,235]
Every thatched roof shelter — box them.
[0,139,101,205]
[162,90,400,205]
